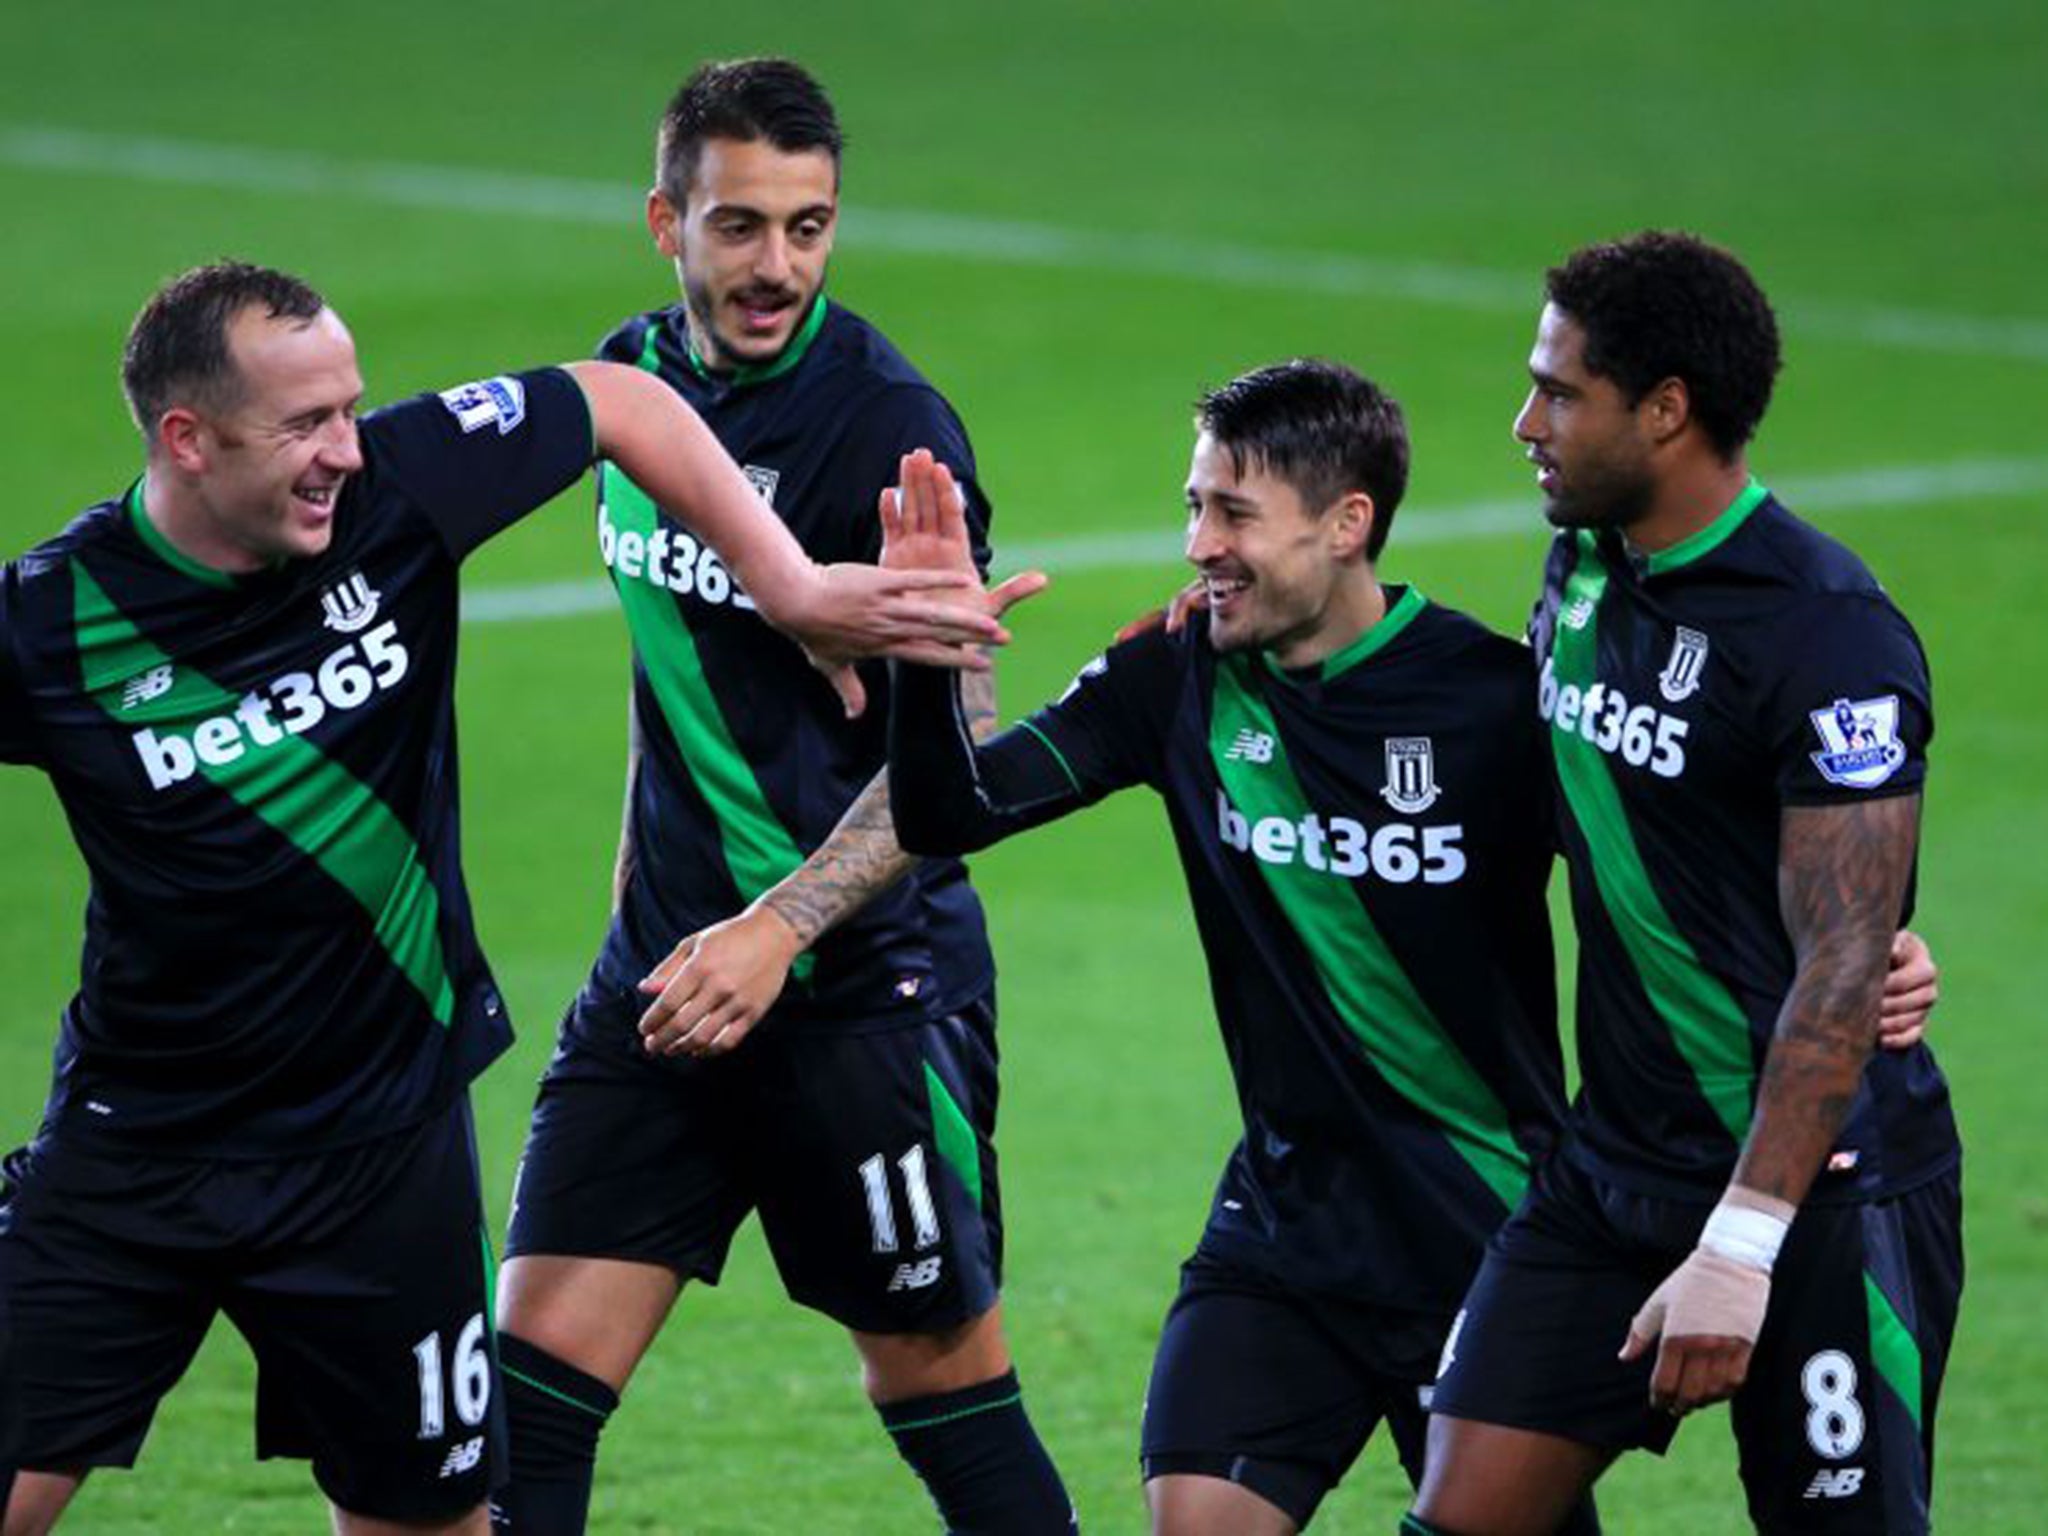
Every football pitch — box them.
[2,2,2043,1529]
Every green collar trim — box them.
[1645,477,1769,576]
[1262,583,1426,684]
[684,294,828,387]
[125,482,236,589]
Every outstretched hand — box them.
[882,449,1048,618]
[787,560,1007,718]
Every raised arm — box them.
[1623,793,1921,1414]
[567,361,1006,713]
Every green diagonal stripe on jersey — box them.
[71,563,454,1024]
[1549,534,1752,1139]
[604,467,812,954]
[924,1061,983,1209]
[1864,1270,1924,1431]
[1210,654,1528,1210]
[604,329,813,981]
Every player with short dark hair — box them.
[883,360,1597,1536]
[655,55,844,210]
[1407,231,1962,1535]
[0,259,1005,1535]
[489,59,1074,1534]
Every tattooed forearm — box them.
[1734,794,1921,1203]
[760,665,1000,948]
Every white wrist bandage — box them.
[1697,1187,1796,1274]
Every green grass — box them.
[2,1,2044,1528]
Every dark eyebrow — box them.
[1529,367,1575,394]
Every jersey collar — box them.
[1262,583,1427,685]
[682,294,829,389]
[125,481,238,589]
[1642,477,1770,576]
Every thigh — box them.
[228,1101,500,1525]
[1139,1258,1388,1530]
[1731,1173,1963,1535]
[752,1001,1005,1335]
[1428,1156,1686,1458]
[503,995,755,1282]
[0,1139,215,1471]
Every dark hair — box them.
[657,58,844,208]
[1545,231,1781,457]
[1195,359,1409,560]
[121,261,327,438]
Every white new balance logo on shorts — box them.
[1804,1468,1865,1500]
[438,1436,485,1478]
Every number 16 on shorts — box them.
[413,1312,491,1440]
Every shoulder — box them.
[1735,497,1896,603]
[813,304,965,429]
[595,306,673,368]
[1725,500,1923,659]
[1407,597,1532,681]
[12,498,127,589]
[1061,614,1202,702]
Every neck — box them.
[1269,568,1387,671]
[139,464,260,575]
[1624,452,1752,555]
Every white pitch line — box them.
[6,125,2048,365]
[459,454,2048,626]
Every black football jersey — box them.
[581,297,994,1033]
[894,590,1567,1310]
[0,368,592,1154]
[1529,481,1959,1201]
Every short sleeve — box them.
[1767,593,1931,807]
[835,386,992,575]
[1020,625,1188,798]
[365,366,596,561]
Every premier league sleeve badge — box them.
[1807,695,1908,788]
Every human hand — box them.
[881,448,1047,616]
[636,905,805,1058]
[1878,928,1937,1051]
[1113,579,1206,644]
[1619,1246,1768,1416]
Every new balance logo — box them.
[121,664,174,710]
[1561,595,1596,631]
[1804,1468,1866,1500]
[887,1257,944,1292]
[438,1436,485,1479]
[1224,729,1274,763]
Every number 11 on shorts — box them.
[859,1145,942,1253]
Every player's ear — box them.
[646,188,682,258]
[1642,375,1691,447]
[1330,491,1374,562]
[158,406,206,473]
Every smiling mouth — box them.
[1203,573,1250,610]
[733,293,797,332]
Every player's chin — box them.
[1204,614,1259,654]
[288,521,337,560]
